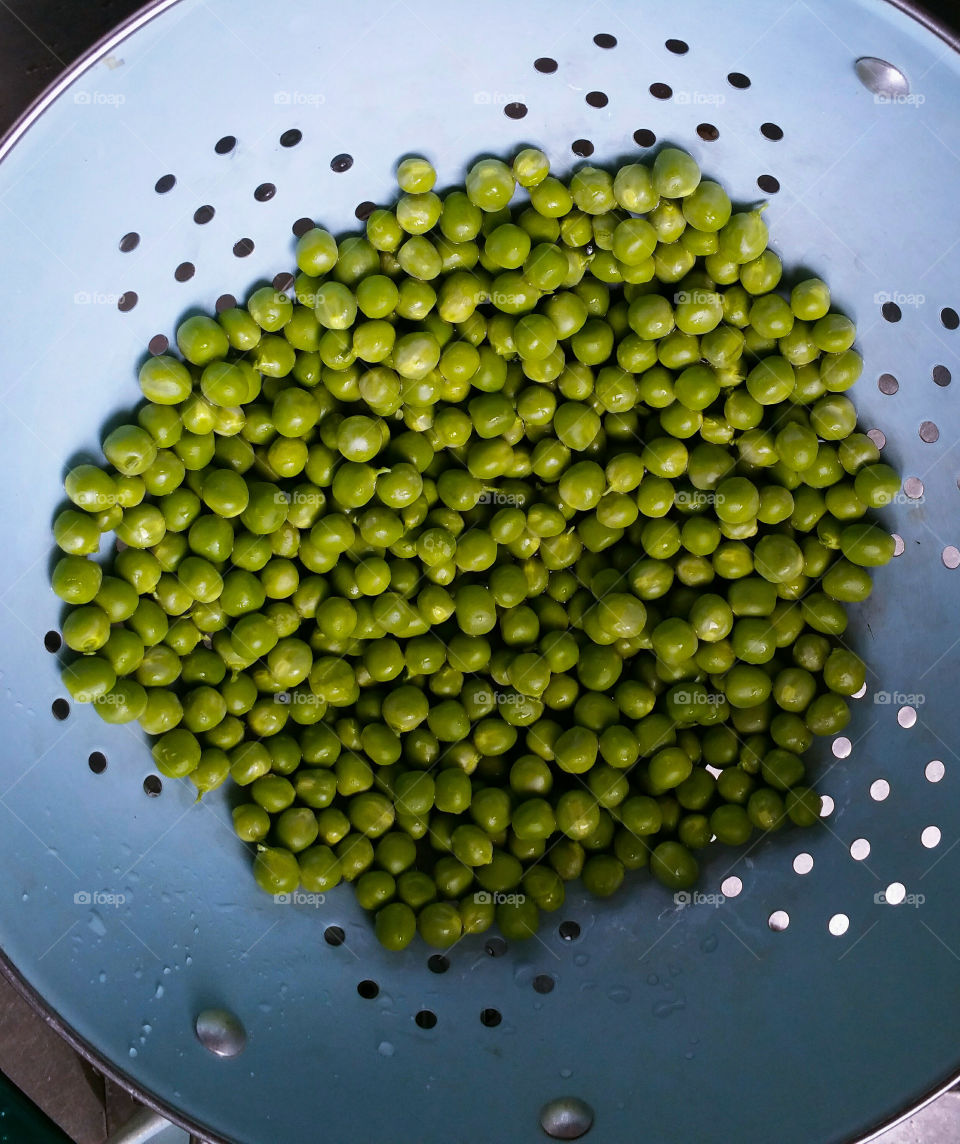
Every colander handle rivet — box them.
[539,1096,594,1139]
[854,56,910,98]
[195,1008,247,1058]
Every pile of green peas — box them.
[52,145,898,951]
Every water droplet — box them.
[20,893,28,903]
[607,986,630,1003]
[134,969,143,979]
[258,1003,271,1014]
[701,934,718,953]
[579,980,596,992]
[162,966,171,975]
[128,1046,138,1058]
[646,973,659,986]
[98,972,107,984]
[88,910,107,937]
[685,1050,695,1060]
[185,956,193,966]
[573,952,589,967]
[142,1023,152,1034]
[377,1041,394,1057]
[668,963,681,976]
[559,1067,573,1079]
[653,998,686,1019]
[154,984,164,999]
[533,1001,543,1011]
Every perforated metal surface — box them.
[0,2,959,1142]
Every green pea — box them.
[649,841,699,890]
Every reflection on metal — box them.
[540,1097,594,1139]
[194,1009,246,1058]
[854,56,910,97]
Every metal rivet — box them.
[892,533,905,556]
[942,546,960,569]
[195,1009,246,1058]
[903,477,924,499]
[867,428,886,449]
[854,57,909,99]
[768,910,789,931]
[540,1097,594,1140]
[793,853,813,875]
[878,373,898,394]
[919,421,939,443]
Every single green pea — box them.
[649,841,699,890]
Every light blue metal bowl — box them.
[0,1,958,1141]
